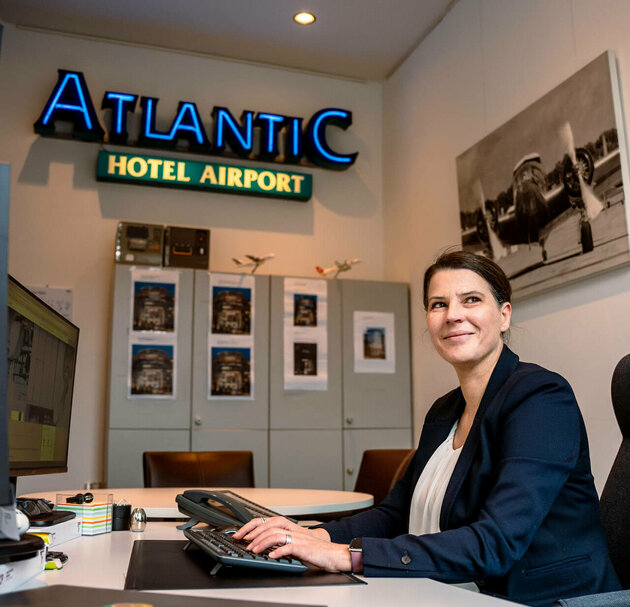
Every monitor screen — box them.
[7,276,79,477]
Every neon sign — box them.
[34,69,358,171]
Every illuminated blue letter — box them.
[283,117,304,164]
[102,92,138,144]
[139,98,209,151]
[138,96,175,147]
[212,107,254,157]
[254,112,288,160]
[169,102,210,151]
[304,108,357,170]
[34,70,104,141]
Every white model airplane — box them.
[232,253,275,273]
[316,258,361,278]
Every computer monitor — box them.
[7,275,79,487]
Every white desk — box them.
[20,521,520,607]
[22,488,374,518]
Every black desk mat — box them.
[125,540,365,590]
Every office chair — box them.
[599,353,630,589]
[354,448,415,506]
[142,450,254,488]
[556,354,630,606]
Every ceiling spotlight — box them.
[293,12,316,25]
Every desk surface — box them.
[22,488,374,518]
[19,521,519,607]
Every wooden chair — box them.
[354,448,415,506]
[388,448,416,491]
[142,450,254,488]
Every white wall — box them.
[383,0,630,492]
[0,25,384,492]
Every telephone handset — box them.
[175,489,292,530]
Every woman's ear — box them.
[500,302,512,333]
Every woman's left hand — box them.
[245,525,352,572]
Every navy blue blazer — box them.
[322,346,620,606]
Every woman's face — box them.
[426,269,511,371]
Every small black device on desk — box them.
[176,490,305,575]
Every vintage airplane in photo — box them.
[316,258,361,277]
[465,123,620,265]
[232,253,275,273]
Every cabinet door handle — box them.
[194,416,202,426]
[346,417,354,425]
[346,467,355,475]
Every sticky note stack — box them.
[56,499,113,535]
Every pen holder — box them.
[112,504,132,531]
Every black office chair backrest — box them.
[354,449,415,506]
[143,451,254,488]
[599,353,630,589]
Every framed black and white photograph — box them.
[457,51,630,299]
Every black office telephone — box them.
[175,489,295,530]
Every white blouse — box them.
[408,421,462,535]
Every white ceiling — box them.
[0,0,457,81]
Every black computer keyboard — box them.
[183,527,308,574]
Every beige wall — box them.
[383,0,630,491]
[0,25,384,492]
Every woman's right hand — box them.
[233,516,349,572]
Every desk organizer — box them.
[55,493,113,535]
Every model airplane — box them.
[232,253,275,273]
[316,258,361,278]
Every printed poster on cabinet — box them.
[284,277,328,391]
[128,268,180,399]
[353,311,396,373]
[208,273,255,400]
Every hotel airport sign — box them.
[34,69,359,202]
[97,152,311,201]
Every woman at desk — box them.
[235,251,620,606]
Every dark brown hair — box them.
[422,250,512,311]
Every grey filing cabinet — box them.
[107,265,194,488]
[269,277,344,489]
[268,277,413,491]
[340,280,413,490]
[107,270,412,490]
[190,271,269,487]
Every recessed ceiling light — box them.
[293,12,316,25]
